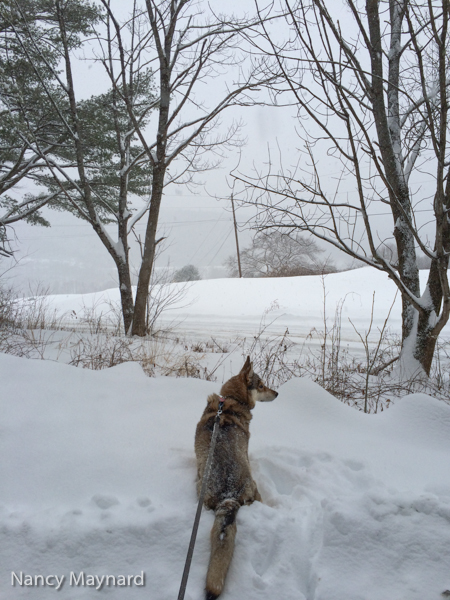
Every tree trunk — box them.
[116,259,134,334]
[131,21,170,337]
[415,240,450,376]
[366,0,424,363]
[131,163,165,336]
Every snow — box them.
[111,238,127,263]
[2,348,450,599]
[3,268,450,598]
[43,267,449,344]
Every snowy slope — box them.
[44,267,443,340]
[2,352,450,600]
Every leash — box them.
[177,399,225,600]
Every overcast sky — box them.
[2,0,437,294]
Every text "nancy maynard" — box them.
[11,571,145,590]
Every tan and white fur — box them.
[194,356,278,599]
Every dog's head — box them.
[241,356,278,405]
[221,356,278,408]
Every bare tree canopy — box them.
[173,264,201,282]
[236,0,450,376]
[225,231,335,277]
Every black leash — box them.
[177,399,224,600]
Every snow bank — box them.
[2,353,450,599]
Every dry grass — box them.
[1,281,449,412]
[235,297,450,412]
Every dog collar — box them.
[218,395,239,404]
[218,395,247,407]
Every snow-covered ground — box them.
[43,267,450,343]
[2,268,450,599]
[1,352,450,600]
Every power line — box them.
[16,218,234,241]
[187,214,224,263]
[206,230,233,266]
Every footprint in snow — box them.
[343,459,365,472]
[257,456,302,496]
[244,503,319,599]
[136,497,152,508]
[91,494,120,510]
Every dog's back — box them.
[194,357,277,599]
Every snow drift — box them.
[1,352,450,599]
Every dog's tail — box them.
[205,498,240,600]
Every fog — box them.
[0,0,437,295]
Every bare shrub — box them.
[348,291,398,413]
[191,341,206,353]
[69,334,135,370]
[68,298,123,335]
[0,283,67,359]
[237,302,294,388]
[144,267,191,336]
[161,355,204,378]
[204,338,230,353]
[235,287,450,412]
[184,337,231,354]
[0,283,17,329]
[1,278,448,408]
[140,339,216,380]
[0,285,63,331]
[17,285,61,330]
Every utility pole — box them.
[230,193,242,278]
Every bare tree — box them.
[173,264,201,282]
[236,0,450,376]
[50,0,155,333]
[225,230,335,277]
[102,0,269,335]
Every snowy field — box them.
[2,268,450,599]
[33,267,449,359]
[20,267,449,388]
[43,267,440,343]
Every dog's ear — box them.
[240,356,253,383]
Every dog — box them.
[194,356,278,600]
